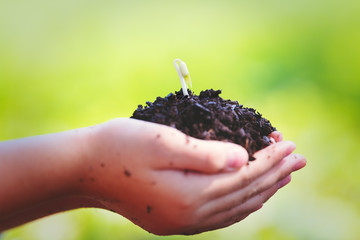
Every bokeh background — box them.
[1,0,359,239]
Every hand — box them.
[78,118,306,235]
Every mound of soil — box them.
[131,89,276,160]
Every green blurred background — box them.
[1,0,359,239]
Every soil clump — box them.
[131,89,276,160]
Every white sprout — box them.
[173,58,192,96]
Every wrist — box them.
[70,120,120,199]
[64,125,99,197]
[73,119,130,202]
[39,127,96,199]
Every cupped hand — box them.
[79,118,306,235]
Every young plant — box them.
[173,59,192,96]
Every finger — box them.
[200,141,296,200]
[248,141,296,179]
[197,173,291,219]
[183,177,294,236]
[153,127,249,174]
[242,154,305,201]
[194,184,279,234]
[198,204,259,233]
[183,212,251,235]
[277,174,292,189]
[127,119,249,174]
[269,131,283,142]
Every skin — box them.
[0,118,306,235]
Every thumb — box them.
[165,135,249,174]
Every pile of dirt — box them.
[131,89,276,160]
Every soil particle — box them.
[131,89,276,159]
[147,205,152,214]
[124,169,131,177]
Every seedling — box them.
[173,59,192,96]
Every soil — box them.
[131,89,276,160]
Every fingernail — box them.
[293,160,306,171]
[227,149,247,171]
[278,175,291,188]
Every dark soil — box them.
[131,89,276,160]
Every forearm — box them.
[0,194,107,231]
[0,127,92,229]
